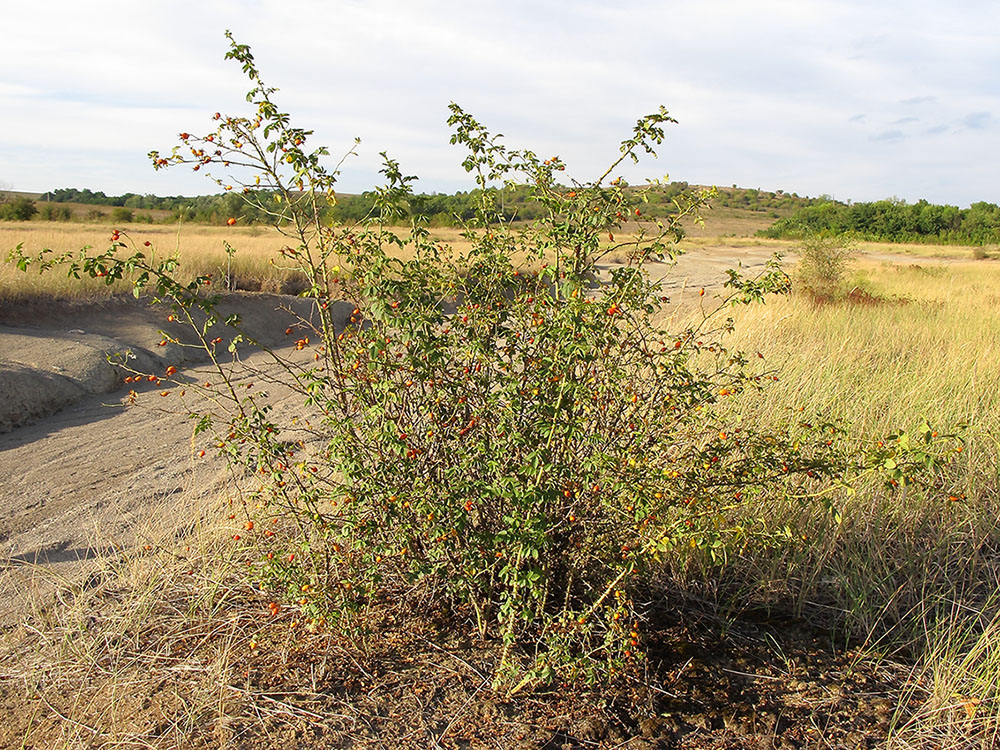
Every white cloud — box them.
[1,0,998,206]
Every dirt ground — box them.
[0,292,346,625]
[0,589,909,749]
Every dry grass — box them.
[723,259,1000,435]
[0,220,655,304]
[692,257,1000,747]
[855,239,998,261]
[1,221,308,301]
[684,203,787,238]
[0,495,299,748]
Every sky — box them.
[2,0,998,207]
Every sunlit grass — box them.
[722,259,1000,435]
[855,239,997,261]
[688,257,1000,746]
[0,220,654,303]
[0,222,476,302]
[1,221,290,301]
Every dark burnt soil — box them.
[3,596,907,750]
[239,611,900,749]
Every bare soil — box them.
[0,292,344,626]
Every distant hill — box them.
[1,182,821,235]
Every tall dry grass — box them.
[1,221,312,302]
[1,220,643,305]
[723,259,1000,435]
[691,257,1000,747]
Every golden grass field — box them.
[727,258,1000,435]
[1,221,302,301]
[1,221,551,301]
[2,213,985,303]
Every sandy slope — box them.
[0,369,228,623]
[0,292,346,625]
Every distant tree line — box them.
[6,182,831,227]
[40,187,251,224]
[36,184,613,226]
[40,187,192,210]
[31,182,747,227]
[760,198,1000,245]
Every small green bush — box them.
[110,206,134,223]
[795,233,855,301]
[37,203,74,221]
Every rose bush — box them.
[9,33,965,688]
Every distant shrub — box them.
[795,233,855,301]
[110,207,134,223]
[0,197,38,221]
[37,203,74,221]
